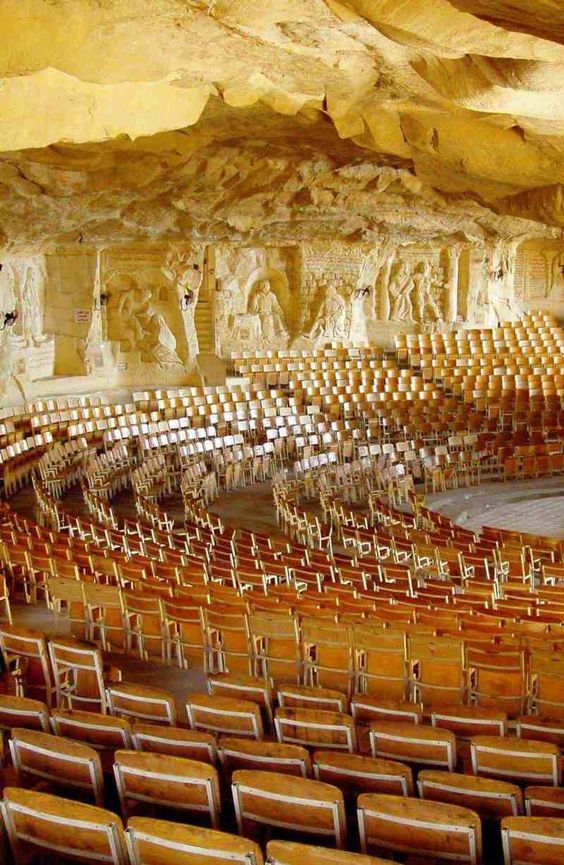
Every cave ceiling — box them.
[0,0,563,253]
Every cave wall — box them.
[0,237,560,404]
[514,239,564,318]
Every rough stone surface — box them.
[0,2,562,399]
[0,0,563,252]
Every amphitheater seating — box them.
[0,315,562,864]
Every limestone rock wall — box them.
[514,240,564,318]
[0,235,561,403]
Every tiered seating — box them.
[0,313,562,863]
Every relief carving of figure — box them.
[310,283,347,341]
[248,279,288,341]
[21,265,45,345]
[388,262,414,322]
[413,261,445,324]
[106,273,182,368]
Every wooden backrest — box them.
[186,694,263,739]
[113,749,220,826]
[471,736,561,786]
[231,769,346,849]
[369,721,457,770]
[313,750,413,797]
[524,786,564,817]
[501,816,564,864]
[48,636,106,712]
[218,736,310,778]
[126,816,264,865]
[1,786,128,864]
[9,728,104,806]
[50,709,132,751]
[277,684,348,713]
[0,625,53,702]
[358,793,481,864]
[207,673,273,716]
[431,705,507,739]
[351,696,422,726]
[266,839,394,864]
[275,707,356,752]
[107,683,177,725]
[418,769,523,819]
[0,695,50,733]
[132,723,217,764]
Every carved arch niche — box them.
[213,244,300,355]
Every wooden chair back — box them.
[126,816,264,865]
[358,793,481,863]
[186,694,264,739]
[107,683,177,725]
[231,769,346,849]
[113,749,220,826]
[9,727,104,806]
[132,723,217,764]
[1,786,128,865]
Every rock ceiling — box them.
[0,0,563,253]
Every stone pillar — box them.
[379,253,395,321]
[445,246,461,323]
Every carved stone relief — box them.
[384,250,446,328]
[214,245,298,354]
[514,239,564,317]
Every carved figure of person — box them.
[310,283,347,341]
[108,274,182,367]
[21,266,45,345]
[249,279,287,340]
[413,261,444,323]
[388,262,414,322]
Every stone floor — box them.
[426,475,564,538]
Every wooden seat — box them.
[83,583,126,652]
[162,599,206,670]
[113,749,221,826]
[107,683,177,725]
[277,684,348,713]
[517,715,564,749]
[275,707,356,752]
[313,750,413,797]
[470,735,561,786]
[202,607,251,676]
[409,635,465,707]
[186,694,264,739]
[126,816,264,865]
[207,673,274,725]
[266,839,394,865]
[50,709,132,773]
[231,769,346,848]
[355,629,407,700]
[123,590,167,661]
[418,769,523,819]
[431,705,507,739]
[369,721,457,771]
[0,694,50,747]
[248,612,300,686]
[357,793,482,863]
[218,736,310,778]
[48,636,110,714]
[0,625,55,707]
[524,785,564,817]
[132,723,217,764]
[10,727,105,806]
[1,786,128,865]
[351,695,422,726]
[501,816,564,864]
[467,645,525,716]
